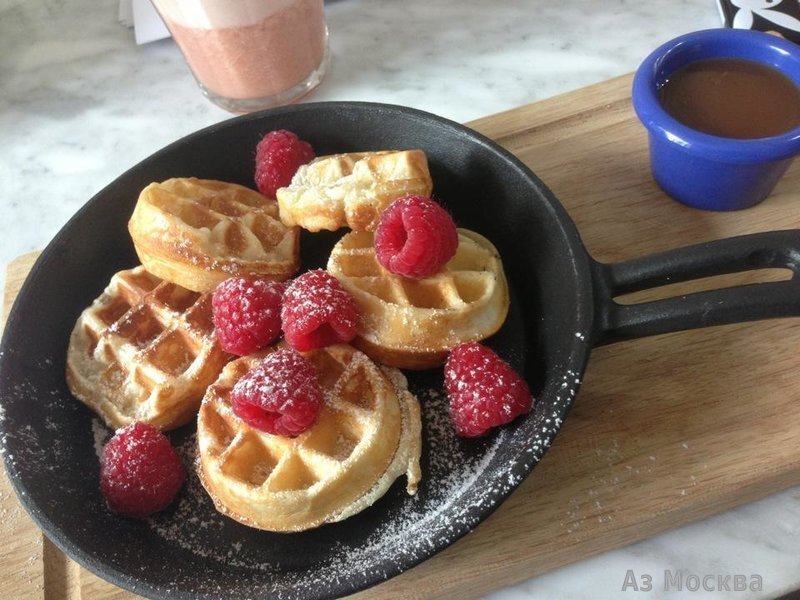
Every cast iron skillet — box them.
[2,103,800,600]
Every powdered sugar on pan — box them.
[1,342,584,599]
[147,387,505,567]
[146,431,251,565]
[1,372,75,475]
[139,374,582,598]
[92,418,112,458]
[0,360,90,533]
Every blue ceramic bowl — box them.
[632,28,800,211]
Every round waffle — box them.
[128,177,300,292]
[276,150,433,232]
[66,266,231,431]
[327,228,510,369]
[196,344,421,532]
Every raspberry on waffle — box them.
[128,177,300,293]
[327,228,510,369]
[196,343,422,532]
[66,266,231,431]
[229,348,322,437]
[212,277,285,356]
[281,269,358,351]
[276,150,433,232]
[374,194,459,279]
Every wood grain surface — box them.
[4,73,800,599]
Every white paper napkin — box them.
[118,0,171,45]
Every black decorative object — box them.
[718,0,800,43]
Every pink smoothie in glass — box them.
[154,0,328,111]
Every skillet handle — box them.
[592,230,800,345]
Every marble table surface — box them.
[3,0,800,598]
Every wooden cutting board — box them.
[4,73,800,599]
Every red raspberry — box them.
[99,422,186,518]
[281,269,358,351]
[444,342,533,437]
[374,194,459,279]
[212,277,284,356]
[230,349,322,436]
[254,129,315,198]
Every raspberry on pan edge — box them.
[254,129,315,199]
[444,342,533,437]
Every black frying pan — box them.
[2,103,800,600]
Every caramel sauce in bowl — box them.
[659,58,800,139]
[632,29,800,211]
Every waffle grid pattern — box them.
[328,230,495,310]
[202,350,382,492]
[129,178,299,292]
[276,151,433,232]
[327,229,509,368]
[151,178,295,264]
[197,345,421,531]
[67,266,229,429]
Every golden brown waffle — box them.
[276,150,433,232]
[128,177,300,292]
[66,266,230,431]
[196,344,422,532]
[327,228,510,369]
